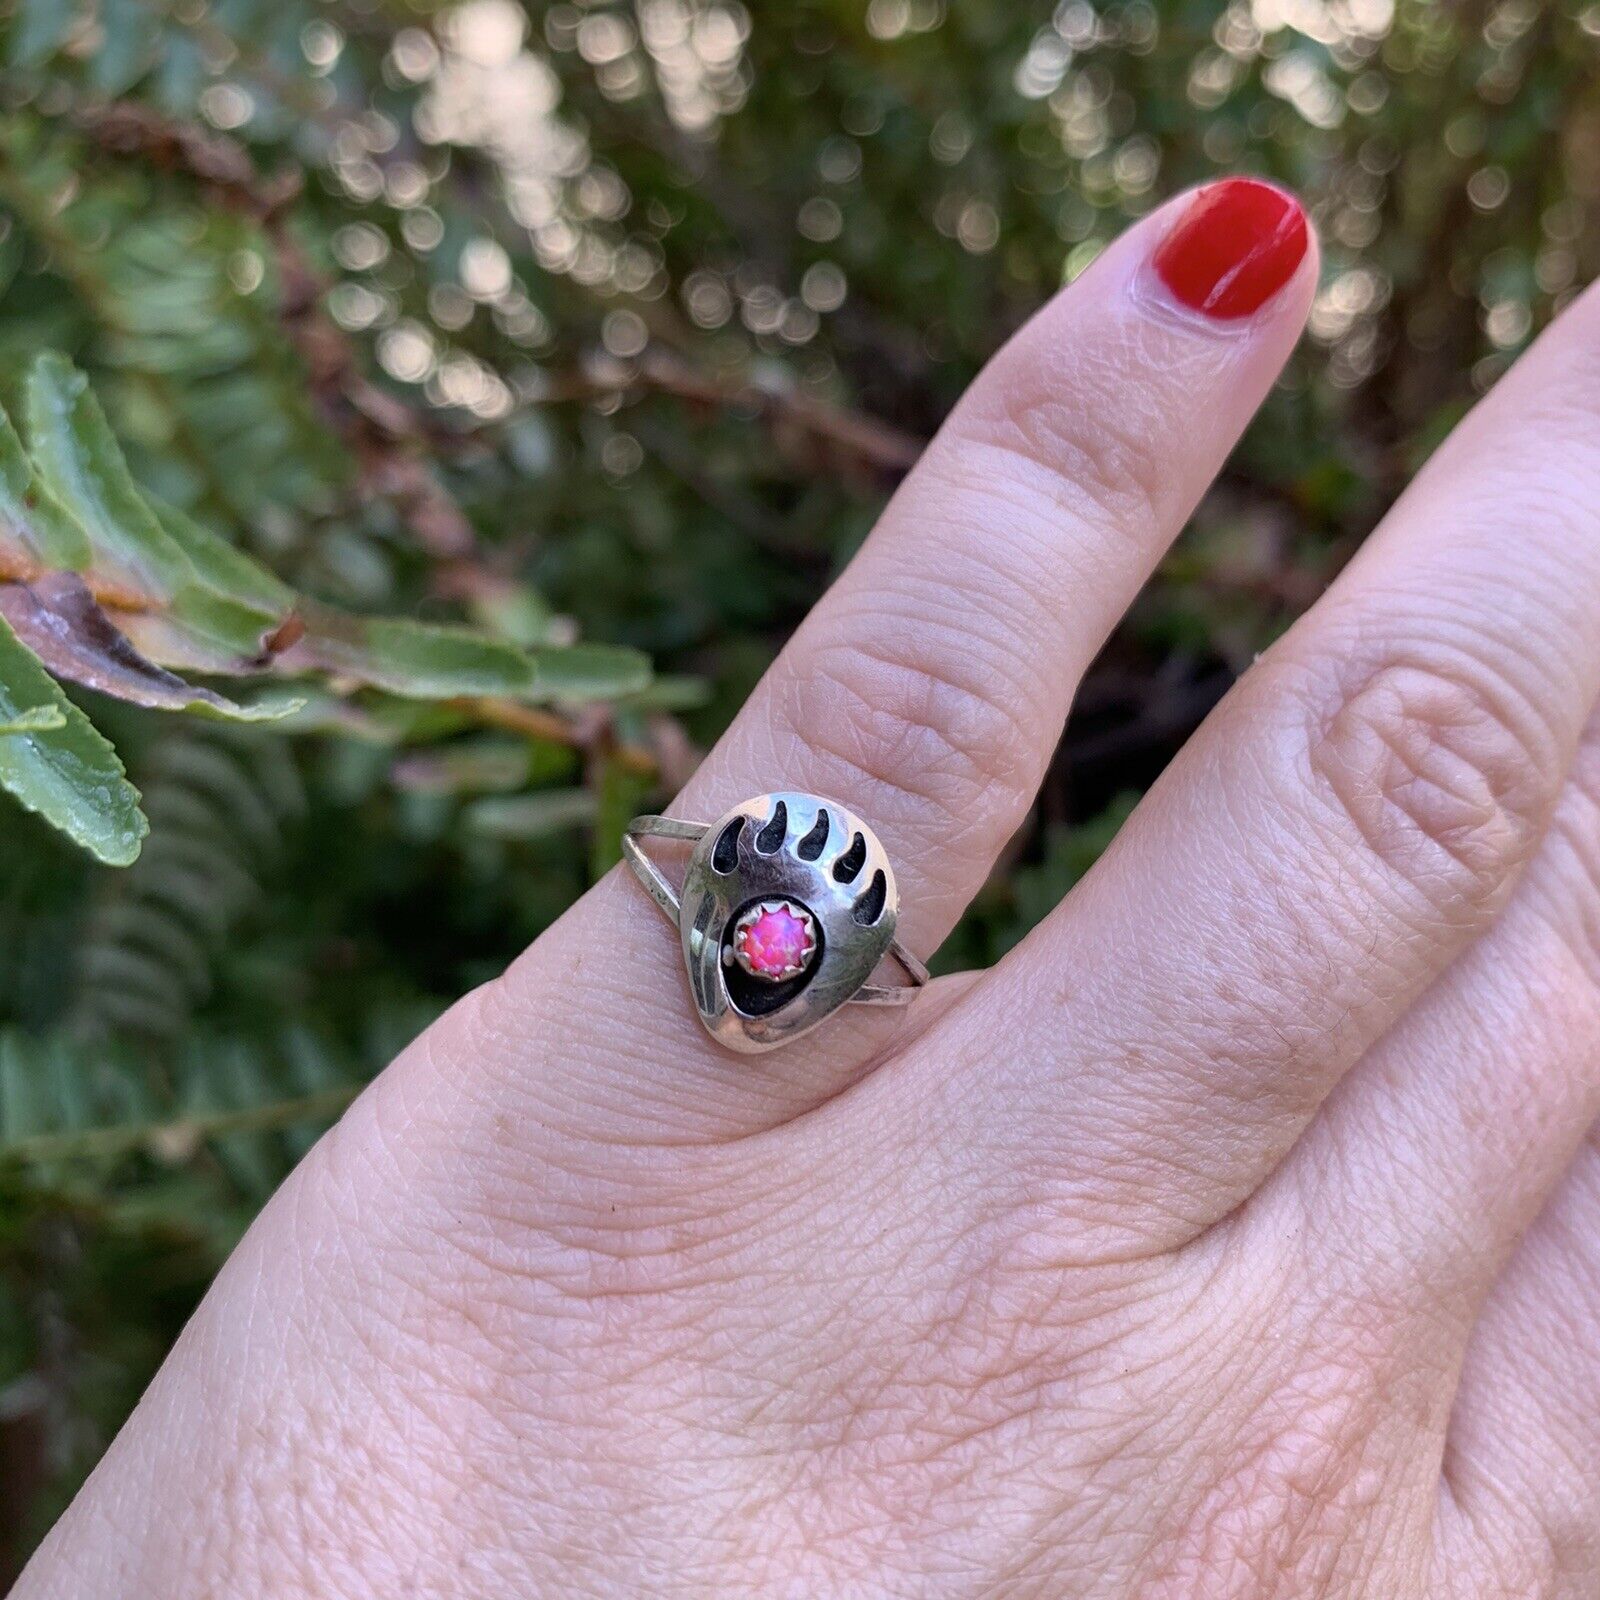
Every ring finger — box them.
[427,180,1317,1146]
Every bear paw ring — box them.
[623,792,929,1054]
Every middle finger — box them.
[893,277,1600,1257]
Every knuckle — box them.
[774,614,1041,834]
[1298,633,1560,919]
[951,352,1167,553]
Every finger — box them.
[911,275,1600,1253]
[1432,1129,1600,1597]
[446,180,1316,1143]
[1258,710,1600,1326]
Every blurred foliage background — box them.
[0,0,1597,1570]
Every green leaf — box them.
[168,582,293,661]
[287,613,650,704]
[619,675,713,713]
[465,789,597,839]
[14,358,651,714]
[90,0,161,95]
[0,403,92,571]
[25,351,193,601]
[528,643,653,701]
[0,611,147,865]
[0,704,65,734]
[24,357,291,661]
[116,608,273,676]
[147,493,294,616]
[9,0,80,66]
[295,606,538,698]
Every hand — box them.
[21,177,1600,1599]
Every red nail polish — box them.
[1152,178,1308,320]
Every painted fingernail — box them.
[1152,178,1308,320]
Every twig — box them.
[3,1085,360,1165]
[462,696,657,772]
[70,101,924,488]
[538,348,925,476]
[0,552,662,766]
[67,102,302,220]
[69,101,479,558]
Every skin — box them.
[17,184,1600,1598]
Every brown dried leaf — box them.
[0,574,293,721]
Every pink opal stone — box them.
[736,901,814,980]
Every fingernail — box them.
[1152,178,1308,320]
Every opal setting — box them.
[729,898,818,982]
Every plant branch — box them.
[3,1085,360,1165]
[68,101,479,558]
[536,348,924,477]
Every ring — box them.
[623,792,929,1053]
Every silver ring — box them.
[623,792,928,1054]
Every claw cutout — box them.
[797,809,830,861]
[832,831,867,882]
[754,800,788,854]
[711,816,743,874]
[852,869,887,926]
